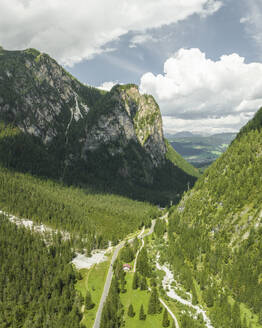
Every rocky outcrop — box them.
[83,85,166,168]
[0,47,195,203]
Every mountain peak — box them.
[0,47,197,204]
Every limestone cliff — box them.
[0,47,196,204]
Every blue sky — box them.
[68,0,260,87]
[1,0,262,134]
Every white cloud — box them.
[240,0,262,54]
[129,34,156,48]
[0,0,222,66]
[97,81,118,91]
[163,113,253,135]
[139,48,262,133]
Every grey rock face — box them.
[0,48,167,184]
[84,85,166,167]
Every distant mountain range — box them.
[166,131,236,170]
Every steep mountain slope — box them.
[165,139,200,178]
[166,107,262,327]
[0,47,196,204]
[0,216,82,328]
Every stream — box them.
[156,260,214,328]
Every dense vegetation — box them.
[164,110,262,328]
[0,164,158,250]
[0,215,82,328]
[238,107,262,137]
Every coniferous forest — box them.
[163,109,262,328]
[0,215,82,328]
[0,37,262,328]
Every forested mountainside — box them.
[0,215,82,328]
[0,47,196,205]
[166,107,262,328]
[0,166,158,250]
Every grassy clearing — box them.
[75,256,112,327]
[120,273,165,328]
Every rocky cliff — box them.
[0,47,196,204]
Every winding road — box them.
[93,219,157,328]
[92,221,157,328]
[93,213,179,328]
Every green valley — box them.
[1,42,262,328]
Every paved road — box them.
[93,225,149,328]
[93,241,125,328]
[93,213,169,328]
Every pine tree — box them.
[172,320,176,328]
[148,287,162,314]
[85,290,95,310]
[137,248,151,277]
[120,273,126,293]
[150,277,157,287]
[140,276,148,290]
[120,243,134,263]
[132,272,139,290]
[192,285,198,305]
[204,287,214,308]
[139,304,146,320]
[127,304,135,317]
[162,308,170,327]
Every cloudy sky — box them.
[1,0,262,134]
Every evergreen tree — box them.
[148,287,162,314]
[127,304,135,317]
[132,237,139,253]
[120,243,134,263]
[154,220,166,238]
[137,248,151,277]
[150,277,157,287]
[204,287,214,308]
[120,273,126,293]
[191,285,198,305]
[139,304,146,320]
[132,272,139,290]
[140,276,148,290]
[100,278,122,328]
[162,308,170,327]
[85,290,95,310]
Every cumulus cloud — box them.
[139,48,262,133]
[97,81,118,91]
[0,0,221,66]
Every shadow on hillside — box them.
[0,125,197,206]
